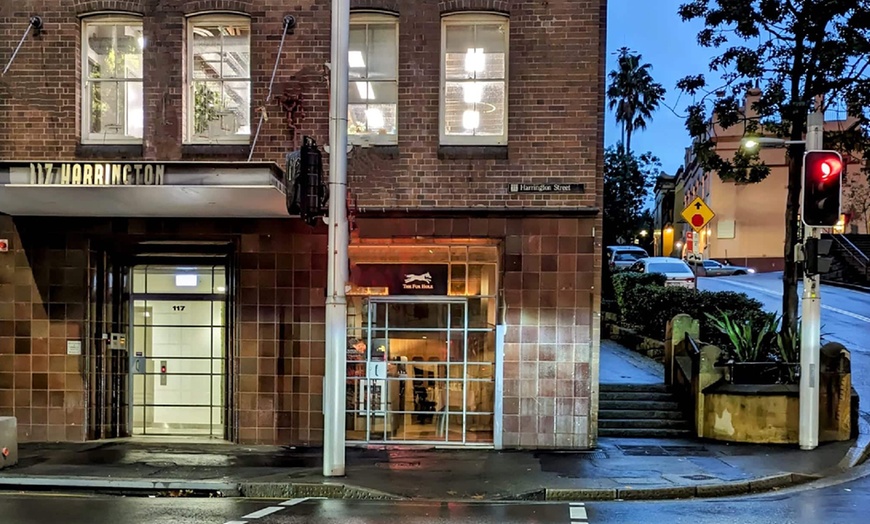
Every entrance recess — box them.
[346,297,496,445]
[130,265,227,438]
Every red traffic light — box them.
[802,150,843,227]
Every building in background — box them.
[0,0,606,450]
[652,173,675,256]
[674,90,865,272]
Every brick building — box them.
[0,0,606,449]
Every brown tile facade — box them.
[0,216,328,445]
[356,214,601,448]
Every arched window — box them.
[81,14,144,143]
[348,12,399,145]
[186,14,251,144]
[440,13,509,145]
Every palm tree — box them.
[607,47,666,155]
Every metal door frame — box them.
[127,264,229,439]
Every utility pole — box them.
[799,108,824,450]
[323,0,350,477]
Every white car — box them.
[627,257,696,288]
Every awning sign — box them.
[28,162,165,186]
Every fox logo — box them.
[404,272,433,284]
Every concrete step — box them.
[598,418,691,430]
[599,400,681,411]
[599,391,675,401]
[598,409,686,420]
[599,383,670,393]
[598,427,695,438]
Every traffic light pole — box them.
[323,0,350,477]
[799,110,824,451]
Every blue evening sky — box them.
[605,0,714,176]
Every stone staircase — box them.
[824,233,869,287]
[598,384,693,438]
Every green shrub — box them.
[616,282,772,348]
[612,272,667,311]
[705,311,778,362]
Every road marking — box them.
[280,498,310,506]
[223,521,247,524]
[712,279,870,323]
[241,507,285,519]
[569,502,588,522]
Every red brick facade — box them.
[0,0,606,448]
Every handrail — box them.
[686,334,701,357]
[828,234,869,278]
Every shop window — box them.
[440,13,509,145]
[82,16,144,143]
[186,15,251,144]
[349,13,398,145]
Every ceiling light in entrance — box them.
[175,274,198,287]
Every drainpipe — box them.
[323,0,350,477]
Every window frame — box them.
[439,12,510,146]
[80,14,145,145]
[185,13,252,145]
[348,12,400,146]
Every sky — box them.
[605,0,715,176]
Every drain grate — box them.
[375,461,422,470]
[617,445,670,456]
[682,474,717,481]
[617,445,712,457]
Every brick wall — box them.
[0,0,605,211]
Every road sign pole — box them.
[799,110,824,451]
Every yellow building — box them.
[676,90,866,272]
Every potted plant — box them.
[705,311,781,384]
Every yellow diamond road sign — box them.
[681,197,715,232]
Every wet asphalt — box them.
[3,466,870,524]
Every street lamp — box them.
[741,136,805,150]
[639,230,648,237]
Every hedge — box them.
[611,272,668,311]
[614,276,773,349]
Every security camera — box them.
[284,15,297,34]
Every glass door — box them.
[130,265,227,438]
[346,297,495,445]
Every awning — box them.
[0,161,289,217]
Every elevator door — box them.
[130,265,227,438]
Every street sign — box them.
[681,197,715,232]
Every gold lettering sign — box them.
[29,163,165,186]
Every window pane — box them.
[477,81,505,135]
[192,26,223,79]
[444,82,472,136]
[222,80,251,137]
[85,23,143,80]
[192,81,223,137]
[367,24,397,79]
[476,23,507,54]
[88,80,129,137]
[477,51,506,80]
[348,26,367,79]
[348,103,397,136]
[221,25,250,78]
[445,24,474,54]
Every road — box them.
[699,272,870,414]
[3,467,870,523]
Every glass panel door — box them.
[130,265,227,438]
[347,297,495,445]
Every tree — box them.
[603,144,660,246]
[676,0,870,336]
[846,182,870,233]
[607,47,667,155]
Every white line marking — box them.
[569,502,585,506]
[715,279,870,323]
[241,507,285,519]
[223,521,247,524]
[570,505,588,520]
[280,498,310,506]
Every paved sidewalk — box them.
[599,339,663,384]
[0,436,860,501]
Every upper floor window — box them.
[82,16,144,143]
[441,14,508,145]
[187,15,251,144]
[348,13,398,145]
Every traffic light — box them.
[802,150,843,227]
[804,237,834,276]
[285,136,328,226]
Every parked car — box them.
[627,257,696,288]
[695,259,757,276]
[606,245,649,271]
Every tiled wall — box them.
[0,216,327,445]
[355,214,601,449]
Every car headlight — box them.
[747,268,756,274]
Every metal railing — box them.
[829,234,869,280]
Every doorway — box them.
[129,265,228,438]
[346,297,496,445]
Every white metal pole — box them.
[323,0,350,477]
[799,109,824,450]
